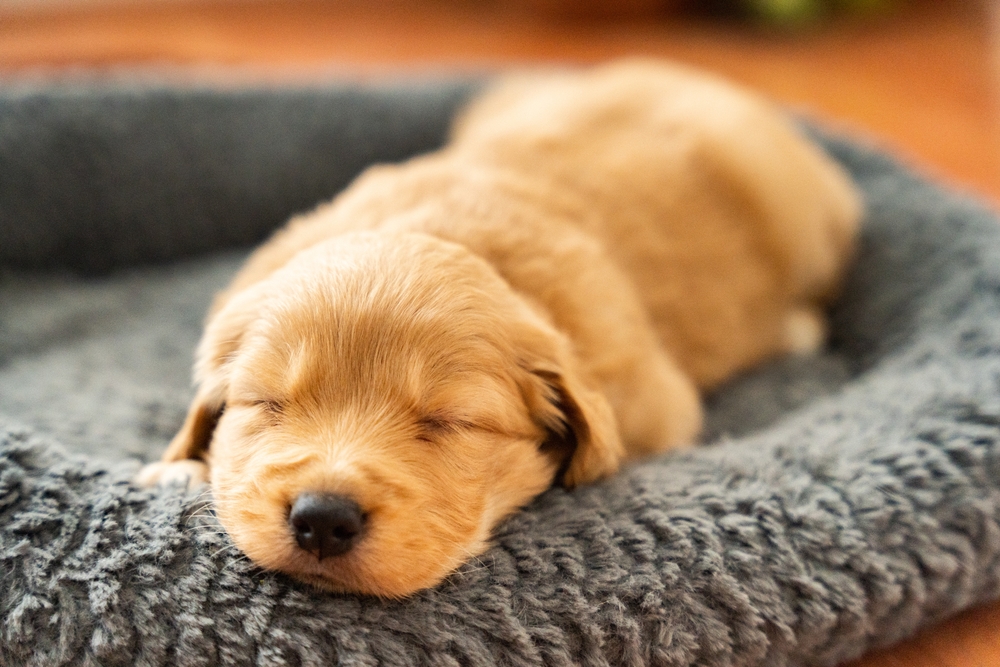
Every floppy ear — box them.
[160,284,266,463]
[516,317,624,489]
[160,384,225,463]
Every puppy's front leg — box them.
[134,459,210,490]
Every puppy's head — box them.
[174,232,622,597]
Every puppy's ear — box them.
[516,317,624,489]
[161,383,225,463]
[161,284,266,463]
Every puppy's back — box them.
[452,59,862,387]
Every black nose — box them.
[288,492,366,560]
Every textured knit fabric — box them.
[2,81,1000,667]
[0,79,476,274]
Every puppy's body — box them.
[139,60,861,597]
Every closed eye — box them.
[252,399,284,414]
[234,398,285,423]
[416,415,476,442]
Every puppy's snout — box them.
[288,492,366,560]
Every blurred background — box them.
[1,1,999,665]
[0,0,997,203]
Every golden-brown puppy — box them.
[137,59,861,598]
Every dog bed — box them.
[2,78,999,667]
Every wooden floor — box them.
[2,0,999,202]
[2,1,999,664]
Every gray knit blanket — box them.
[2,79,1000,667]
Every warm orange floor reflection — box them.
[2,1,999,665]
[2,0,998,202]
[848,600,1000,667]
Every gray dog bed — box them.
[2,78,1000,667]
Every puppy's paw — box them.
[134,459,210,490]
[784,306,826,355]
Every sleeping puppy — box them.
[136,59,861,598]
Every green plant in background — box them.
[743,0,898,27]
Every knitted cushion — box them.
[1,79,999,667]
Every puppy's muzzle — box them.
[288,492,366,560]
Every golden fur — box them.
[136,60,861,598]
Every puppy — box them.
[137,59,861,598]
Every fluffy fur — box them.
[136,59,861,598]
